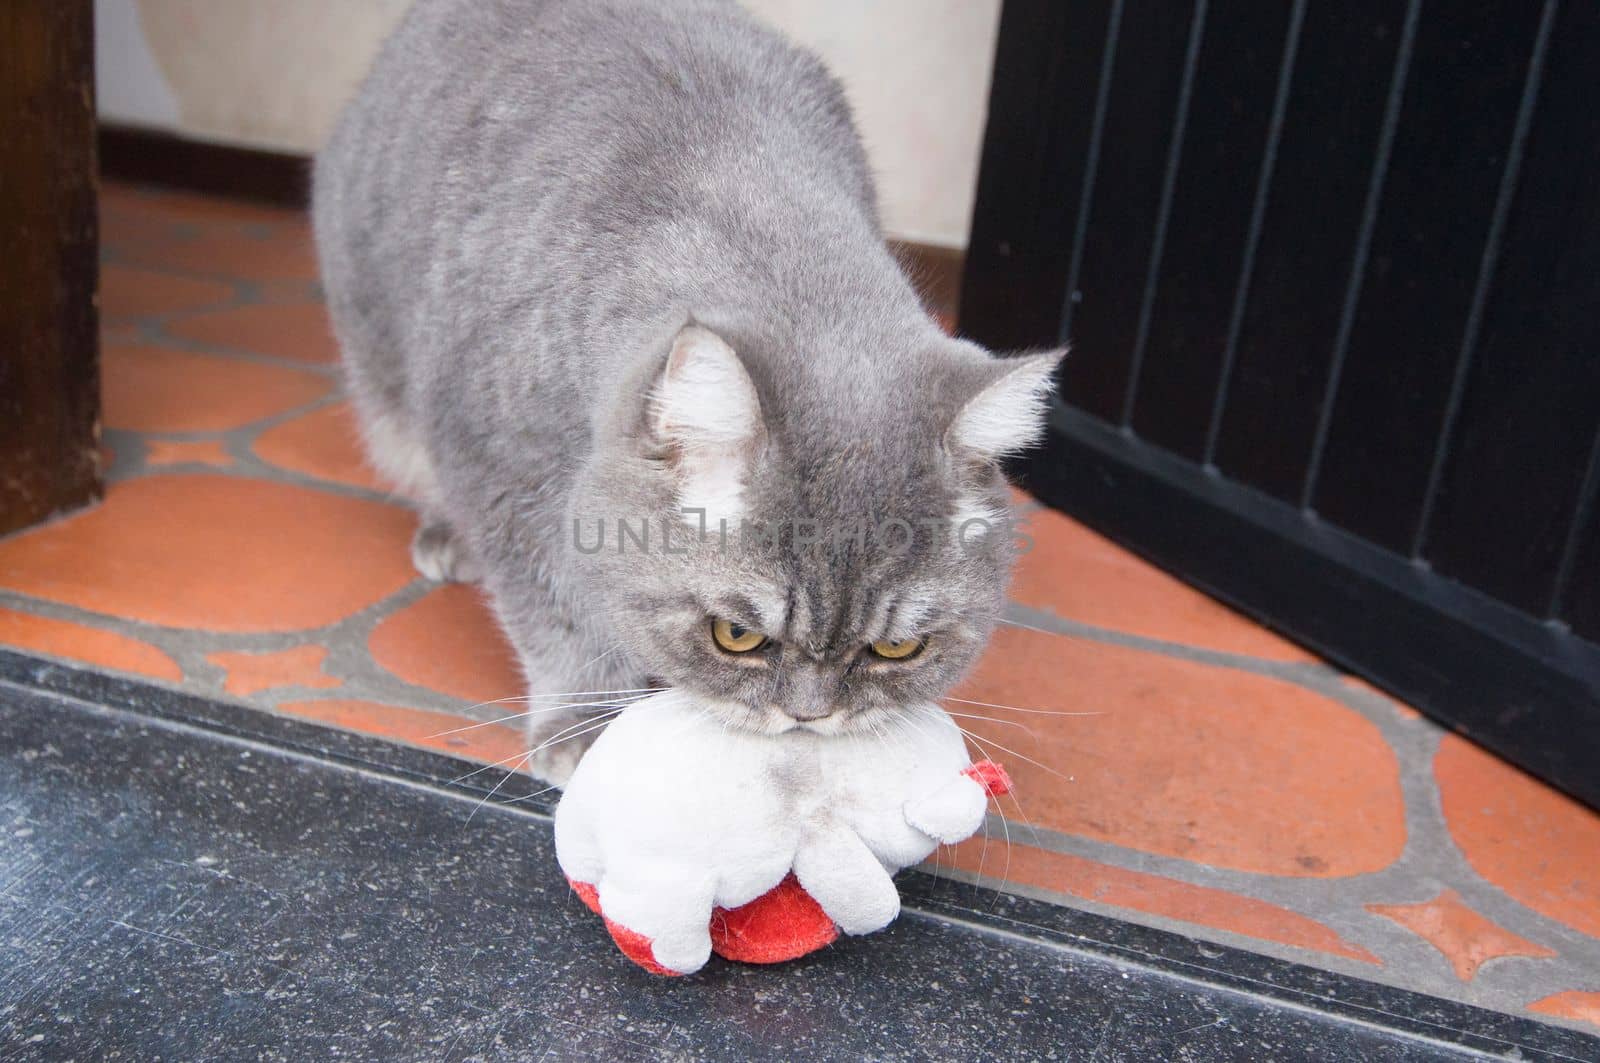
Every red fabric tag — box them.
[963,759,1013,797]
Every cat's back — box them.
[314,0,880,414]
[316,0,872,297]
[323,0,870,220]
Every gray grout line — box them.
[11,242,490,726]
[100,428,149,484]
[250,577,523,722]
[1002,599,1346,686]
[102,412,401,509]
[1378,720,1600,1011]
[0,570,524,730]
[5,441,582,754]
[101,241,316,301]
[218,395,404,507]
[100,296,394,504]
[991,595,1600,1018]
[102,240,338,372]
[923,864,1397,984]
[138,317,342,379]
[927,862,1600,1037]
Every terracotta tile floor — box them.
[0,182,1597,1032]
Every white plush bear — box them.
[555,689,1010,975]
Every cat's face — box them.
[573,323,1059,735]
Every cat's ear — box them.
[946,351,1064,463]
[649,324,766,519]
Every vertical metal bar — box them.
[1410,0,1559,559]
[1059,0,1125,346]
[1203,0,1306,469]
[1300,0,1422,511]
[1121,0,1208,429]
[1548,421,1600,621]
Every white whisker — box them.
[938,712,1047,853]
[500,781,564,806]
[470,710,628,819]
[941,710,1036,737]
[949,724,1074,786]
[424,692,655,739]
[893,707,1011,894]
[515,685,667,701]
[465,752,533,823]
[445,708,625,786]
[997,617,1080,639]
[883,709,988,889]
[937,711,1044,894]
[574,645,623,678]
[940,723,1030,890]
[523,709,627,758]
[865,713,903,758]
[941,695,1102,718]
[452,692,563,716]
[447,748,544,787]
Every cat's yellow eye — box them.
[711,618,769,653]
[870,637,925,661]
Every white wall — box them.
[748,0,1001,247]
[95,0,1000,248]
[94,0,180,129]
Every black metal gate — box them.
[962,0,1600,806]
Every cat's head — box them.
[572,320,1061,736]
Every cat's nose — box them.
[781,703,833,722]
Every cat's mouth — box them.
[670,685,889,739]
[685,694,850,738]
[780,714,849,737]
[746,705,865,739]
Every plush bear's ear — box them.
[945,352,1064,463]
[649,324,766,522]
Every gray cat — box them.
[313,0,1060,784]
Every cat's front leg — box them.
[523,696,615,787]
[469,501,645,786]
[515,631,647,788]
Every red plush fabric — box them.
[570,879,603,915]
[603,919,678,977]
[963,759,1013,796]
[570,874,839,974]
[567,879,679,977]
[710,873,839,964]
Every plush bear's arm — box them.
[902,775,988,845]
[594,865,718,975]
[792,822,901,936]
[903,761,1013,845]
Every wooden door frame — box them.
[0,0,100,537]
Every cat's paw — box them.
[410,519,482,582]
[524,711,608,788]
[525,740,592,788]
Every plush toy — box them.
[554,689,1011,975]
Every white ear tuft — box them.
[947,353,1063,461]
[650,325,765,521]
